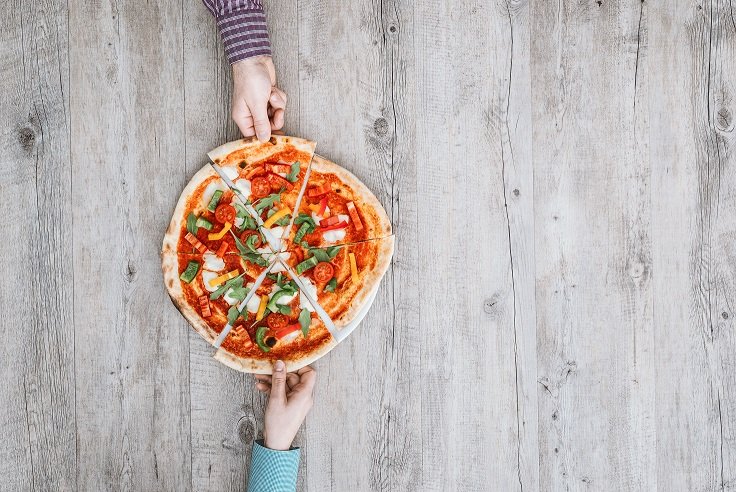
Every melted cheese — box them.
[270,252,291,273]
[223,289,238,305]
[222,167,239,181]
[202,182,226,206]
[234,178,252,198]
[245,283,261,313]
[298,276,317,312]
[203,252,225,271]
[270,283,297,305]
[201,271,220,293]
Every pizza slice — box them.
[283,155,392,257]
[212,269,336,373]
[207,136,317,253]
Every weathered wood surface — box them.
[1,0,735,490]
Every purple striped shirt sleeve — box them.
[202,0,272,64]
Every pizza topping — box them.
[251,177,271,198]
[263,207,291,228]
[221,166,239,181]
[180,261,200,283]
[313,262,334,283]
[319,215,340,227]
[203,251,226,271]
[201,271,220,292]
[319,218,349,232]
[208,221,232,241]
[309,246,342,262]
[269,251,291,273]
[267,163,292,174]
[208,269,239,288]
[346,202,364,231]
[308,183,331,198]
[256,295,269,321]
[317,197,328,216]
[324,277,338,292]
[297,276,318,312]
[274,323,301,341]
[227,305,242,325]
[195,216,213,231]
[246,165,265,179]
[239,230,263,249]
[293,214,317,244]
[207,190,223,212]
[298,308,311,337]
[255,326,271,352]
[198,295,212,317]
[214,204,236,224]
[223,283,249,305]
[215,242,228,257]
[185,232,208,254]
[295,256,319,275]
[266,172,294,191]
[267,286,298,312]
[254,193,281,213]
[234,179,252,198]
[349,252,360,283]
[210,274,246,300]
[286,161,300,182]
[186,212,199,235]
[266,312,288,330]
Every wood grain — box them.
[2,0,736,490]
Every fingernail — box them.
[275,360,285,371]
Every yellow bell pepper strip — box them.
[256,295,269,321]
[208,221,232,241]
[263,207,291,228]
[349,252,359,283]
[208,269,239,288]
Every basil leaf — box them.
[286,161,300,182]
[277,304,292,315]
[254,193,281,212]
[186,212,198,235]
[245,234,260,252]
[210,274,245,300]
[241,252,269,267]
[294,222,314,244]
[227,306,241,325]
[298,308,311,337]
[324,277,337,292]
[308,246,342,263]
[228,285,248,302]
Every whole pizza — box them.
[161,136,393,373]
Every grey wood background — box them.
[2,0,735,490]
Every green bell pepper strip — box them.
[196,217,213,230]
[255,326,270,352]
[295,256,319,275]
[324,277,338,292]
[186,212,198,235]
[207,190,223,212]
[294,222,313,244]
[180,261,200,283]
[267,289,295,312]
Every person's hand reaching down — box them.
[254,361,316,451]
[231,55,287,142]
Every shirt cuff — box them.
[215,4,272,64]
[247,440,300,492]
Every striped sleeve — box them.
[201,0,272,64]
[247,440,300,492]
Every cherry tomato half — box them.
[214,204,236,224]
[313,262,334,283]
[251,177,271,198]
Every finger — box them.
[293,366,316,395]
[269,360,287,405]
[232,102,256,137]
[248,99,272,142]
[286,372,300,390]
[270,108,285,130]
[255,382,271,393]
[255,374,271,383]
[270,87,287,105]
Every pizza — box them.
[162,136,393,373]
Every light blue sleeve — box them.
[247,440,301,492]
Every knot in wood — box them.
[716,108,733,132]
[374,117,389,137]
[17,127,36,152]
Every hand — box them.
[254,361,316,451]
[231,55,287,142]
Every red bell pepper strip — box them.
[346,201,363,231]
[319,215,340,227]
[308,183,331,198]
[267,172,294,191]
[245,165,266,179]
[274,323,301,340]
[317,196,328,216]
[319,221,349,233]
[215,242,228,257]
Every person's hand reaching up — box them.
[231,55,287,142]
[254,361,316,451]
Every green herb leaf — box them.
[286,161,300,182]
[277,304,292,315]
[324,277,337,292]
[244,233,260,252]
[298,308,311,337]
[254,193,281,212]
[186,212,198,235]
[275,214,292,226]
[310,246,342,262]
[294,213,317,227]
[228,285,249,302]
[210,274,245,300]
[227,306,241,325]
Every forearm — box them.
[202,0,271,64]
[247,440,300,492]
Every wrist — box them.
[263,435,292,451]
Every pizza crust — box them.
[208,135,317,168]
[213,335,338,374]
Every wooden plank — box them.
[531,0,656,489]
[0,1,76,489]
[648,1,736,489]
[69,1,191,489]
[293,1,423,491]
[413,0,537,489]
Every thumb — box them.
[249,99,272,143]
[269,360,287,405]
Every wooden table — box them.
[2,1,735,490]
